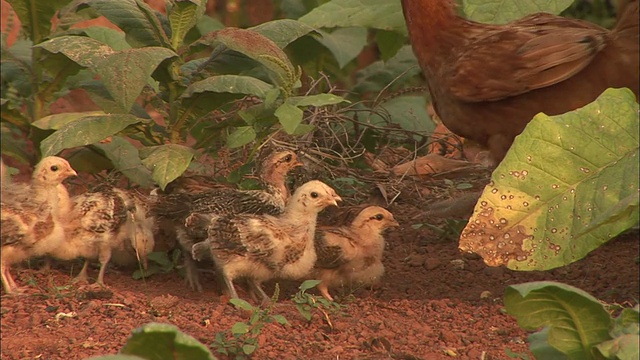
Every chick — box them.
[313,206,399,301]
[152,150,303,291]
[1,156,77,294]
[48,185,155,285]
[191,180,342,302]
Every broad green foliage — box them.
[463,0,575,24]
[86,322,217,360]
[505,281,639,360]
[460,88,639,271]
[299,0,408,34]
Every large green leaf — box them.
[93,136,155,187]
[37,36,116,69]
[37,114,144,156]
[6,0,73,43]
[353,45,420,94]
[168,0,204,50]
[462,0,574,24]
[367,95,434,139]
[82,0,171,48]
[459,88,639,270]
[316,27,368,69]
[140,144,194,190]
[287,94,348,107]
[275,102,303,134]
[226,126,257,149]
[120,322,216,360]
[94,47,177,113]
[250,19,317,49]
[505,281,613,360]
[299,0,407,35]
[207,28,298,90]
[595,335,639,360]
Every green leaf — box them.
[229,298,255,311]
[460,88,640,270]
[227,126,257,149]
[86,355,147,360]
[38,114,144,156]
[250,19,317,49]
[462,0,574,24]
[231,322,250,335]
[32,111,108,129]
[207,28,297,89]
[242,344,257,355]
[611,307,640,337]
[353,45,420,94]
[169,0,203,50]
[82,26,132,51]
[527,327,568,360]
[184,75,273,99]
[316,27,367,69]
[36,36,116,69]
[505,281,613,360]
[299,0,407,35]
[93,136,155,187]
[139,144,195,190]
[287,94,348,107]
[368,95,434,138]
[375,30,406,61]
[6,0,73,43]
[120,322,216,360]
[275,102,303,134]
[83,0,171,48]
[299,279,322,291]
[595,334,639,359]
[95,47,177,113]
[271,314,290,326]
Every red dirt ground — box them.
[1,180,638,360]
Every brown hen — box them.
[313,206,398,301]
[152,150,303,291]
[1,156,77,294]
[191,180,342,302]
[401,0,639,164]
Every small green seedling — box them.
[291,280,344,328]
[212,284,289,359]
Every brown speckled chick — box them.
[313,206,399,301]
[152,150,303,291]
[191,180,342,302]
[1,156,77,294]
[48,185,155,286]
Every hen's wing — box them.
[206,215,278,267]
[448,14,607,102]
[314,228,358,269]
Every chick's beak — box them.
[329,195,342,207]
[390,219,400,227]
[67,168,78,177]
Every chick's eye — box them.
[310,191,319,198]
[374,214,384,220]
[284,154,292,162]
[50,165,59,171]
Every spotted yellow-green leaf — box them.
[460,88,639,270]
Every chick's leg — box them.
[317,281,334,302]
[1,263,17,294]
[95,245,112,286]
[247,280,270,304]
[177,230,202,292]
[73,260,90,284]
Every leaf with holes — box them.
[459,88,639,270]
[140,144,194,190]
[250,19,316,49]
[38,114,144,156]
